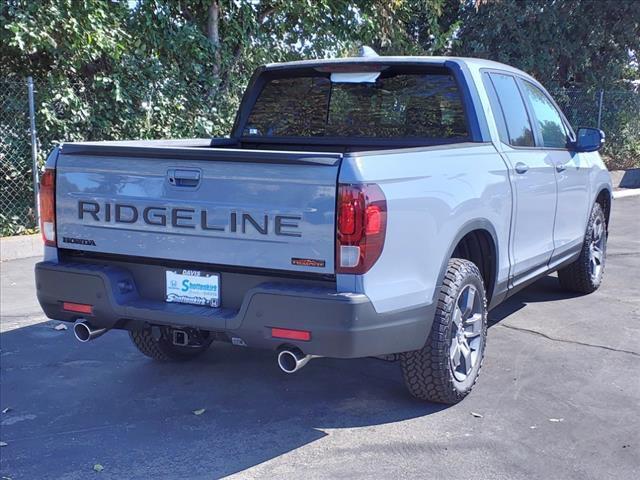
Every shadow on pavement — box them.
[0,321,444,479]
[1,273,589,479]
[489,274,584,326]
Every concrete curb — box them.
[613,189,640,199]
[0,234,43,262]
[610,169,640,199]
[611,168,640,189]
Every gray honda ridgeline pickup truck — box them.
[35,54,611,404]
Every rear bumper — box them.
[35,261,433,358]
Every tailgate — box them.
[55,144,341,274]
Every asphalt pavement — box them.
[1,196,639,480]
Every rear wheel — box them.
[400,259,488,404]
[129,326,213,361]
[558,202,607,294]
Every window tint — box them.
[489,73,534,147]
[244,73,469,139]
[522,81,568,148]
[244,77,331,137]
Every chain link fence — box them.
[552,88,640,170]
[1,79,38,236]
[1,78,639,237]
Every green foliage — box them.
[453,0,640,90]
[1,79,37,236]
[0,0,639,235]
[2,0,637,144]
[1,0,437,146]
[1,0,442,235]
[453,0,640,168]
[383,0,462,54]
[599,92,640,170]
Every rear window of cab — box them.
[244,71,469,140]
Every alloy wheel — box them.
[589,217,606,282]
[449,284,484,382]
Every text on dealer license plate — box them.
[165,270,220,307]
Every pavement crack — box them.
[498,323,640,357]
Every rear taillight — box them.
[39,168,56,246]
[336,183,387,274]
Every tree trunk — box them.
[207,1,221,77]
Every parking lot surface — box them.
[1,196,638,480]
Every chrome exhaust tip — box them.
[73,319,107,343]
[277,348,318,374]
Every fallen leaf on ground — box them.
[0,442,7,447]
[1,408,10,414]
[193,408,206,416]
[54,323,68,331]
[93,464,104,472]
[549,418,564,423]
[470,412,483,418]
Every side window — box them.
[521,81,569,148]
[489,73,534,147]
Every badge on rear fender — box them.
[291,258,326,268]
[165,270,220,307]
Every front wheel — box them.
[400,258,488,404]
[558,202,607,294]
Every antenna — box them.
[359,46,379,57]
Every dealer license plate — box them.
[165,270,220,307]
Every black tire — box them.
[400,259,488,404]
[558,202,607,294]
[129,326,213,361]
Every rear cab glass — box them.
[242,67,470,142]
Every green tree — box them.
[1,0,437,142]
[452,0,640,169]
[1,0,421,235]
[453,0,640,89]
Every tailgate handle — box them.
[168,169,201,187]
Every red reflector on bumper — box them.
[63,302,93,315]
[271,327,311,341]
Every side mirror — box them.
[575,127,605,152]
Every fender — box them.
[433,218,505,310]
[582,180,613,236]
[591,183,612,207]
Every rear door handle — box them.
[168,169,201,187]
[556,163,567,173]
[514,162,529,174]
